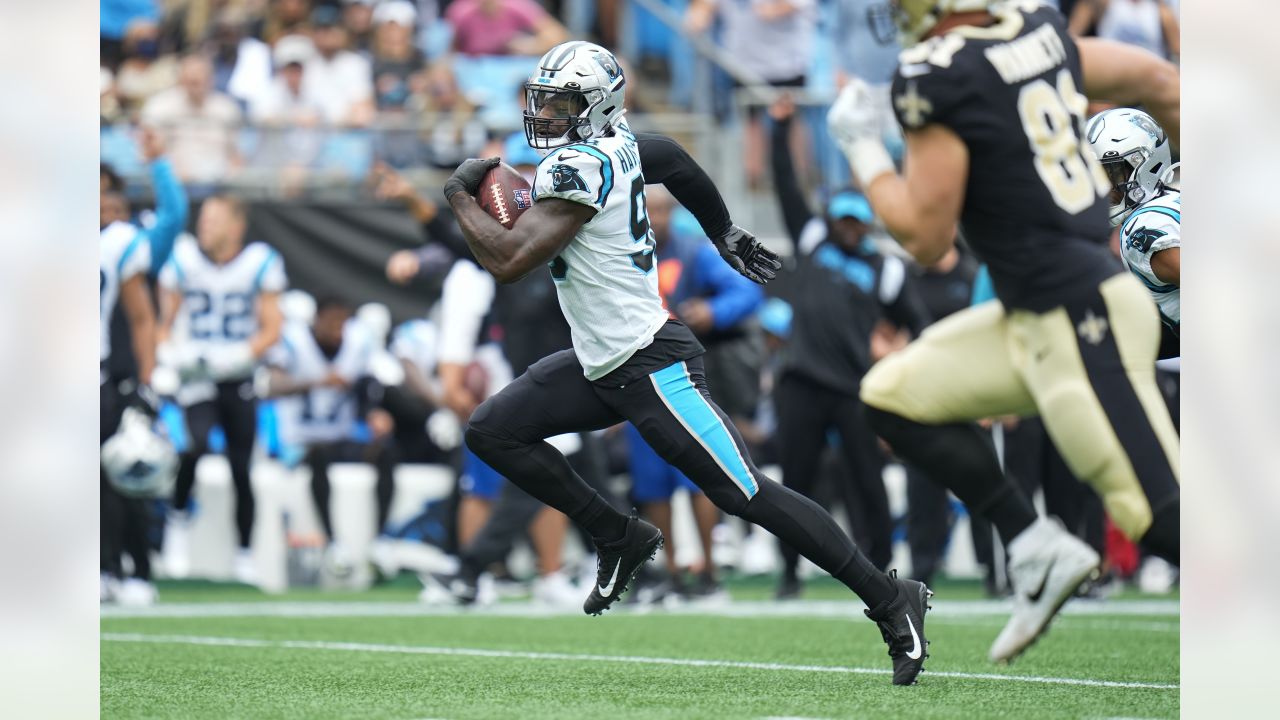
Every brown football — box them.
[477,162,533,229]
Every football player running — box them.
[829,0,1179,664]
[1086,107,1180,365]
[447,41,933,685]
[156,194,286,583]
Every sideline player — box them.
[157,194,286,583]
[447,41,933,685]
[1086,107,1179,362]
[100,219,158,603]
[829,0,1179,663]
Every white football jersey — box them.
[100,221,151,379]
[532,121,669,380]
[158,236,288,349]
[1119,189,1180,330]
[269,320,374,446]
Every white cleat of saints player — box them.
[989,517,1100,663]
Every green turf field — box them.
[101,577,1179,719]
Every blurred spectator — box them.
[686,0,817,188]
[141,54,243,185]
[900,246,979,588]
[114,19,180,118]
[306,4,376,127]
[768,96,930,598]
[252,36,323,126]
[371,1,429,112]
[445,0,569,57]
[99,128,188,275]
[264,296,396,575]
[343,0,379,56]
[102,68,124,124]
[1069,0,1180,60]
[251,36,325,168]
[255,0,315,45]
[102,0,161,70]
[833,0,899,87]
[206,7,274,112]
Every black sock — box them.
[1141,498,1179,565]
[577,493,628,543]
[865,406,1035,544]
[833,549,898,609]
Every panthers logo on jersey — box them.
[1128,226,1168,253]
[550,164,589,193]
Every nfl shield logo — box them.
[514,189,532,210]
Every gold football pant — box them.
[861,273,1179,540]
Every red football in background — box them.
[477,162,533,229]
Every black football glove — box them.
[443,157,501,200]
[711,225,782,284]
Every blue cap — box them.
[827,190,874,223]
[503,132,543,169]
[759,298,793,339]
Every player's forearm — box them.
[448,195,529,283]
[249,296,283,358]
[125,303,157,386]
[263,368,314,397]
[148,158,187,272]
[401,360,441,408]
[865,174,954,265]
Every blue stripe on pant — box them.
[649,361,758,499]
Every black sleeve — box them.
[421,207,475,264]
[635,132,733,239]
[881,260,932,336]
[769,112,814,248]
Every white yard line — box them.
[100,598,1179,621]
[100,632,1179,691]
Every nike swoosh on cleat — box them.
[1026,563,1052,603]
[905,615,923,660]
[597,560,621,596]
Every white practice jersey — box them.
[533,121,669,380]
[1119,189,1180,331]
[159,236,288,349]
[269,320,374,446]
[100,221,151,377]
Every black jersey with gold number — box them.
[890,1,1118,311]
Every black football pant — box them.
[101,381,152,580]
[465,349,894,606]
[774,373,892,579]
[173,380,257,548]
[306,439,396,541]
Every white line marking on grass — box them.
[100,598,1179,621]
[100,633,1179,691]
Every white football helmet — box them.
[101,407,179,498]
[524,41,627,150]
[1086,108,1173,226]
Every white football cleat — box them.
[532,570,581,608]
[163,510,192,579]
[989,517,1100,664]
[233,548,258,586]
[116,578,158,607]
